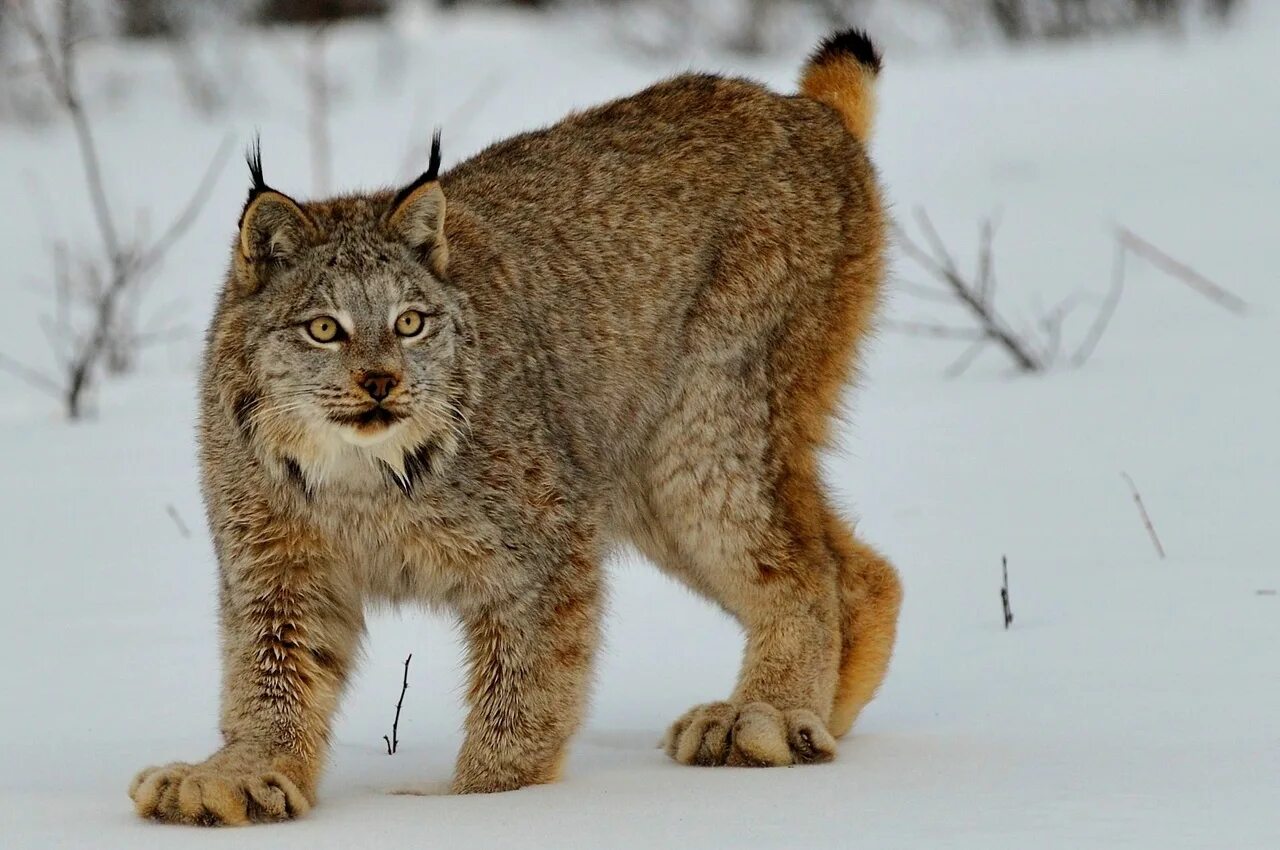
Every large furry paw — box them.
[129,757,311,826]
[663,701,837,767]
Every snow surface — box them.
[1,6,1278,848]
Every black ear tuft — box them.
[247,135,266,193]
[427,127,442,183]
[240,134,273,228]
[391,127,444,212]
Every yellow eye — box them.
[395,310,426,338]
[306,316,343,343]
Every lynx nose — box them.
[359,372,399,401]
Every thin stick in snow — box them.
[1071,241,1126,367]
[1001,556,1014,630]
[1121,472,1166,559]
[165,504,191,539]
[384,653,412,755]
[1116,227,1247,315]
[900,210,1044,373]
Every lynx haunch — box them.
[130,29,902,825]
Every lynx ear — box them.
[240,191,309,263]
[235,140,311,293]
[387,129,448,277]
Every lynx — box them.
[129,29,901,825]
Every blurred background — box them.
[0,0,1264,416]
[1,1,1276,847]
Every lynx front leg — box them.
[130,541,364,825]
[452,549,602,794]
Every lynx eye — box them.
[395,309,426,338]
[306,316,344,344]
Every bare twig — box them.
[13,0,123,261]
[1037,292,1086,363]
[944,336,988,379]
[1001,555,1014,629]
[975,215,998,306]
[910,209,962,277]
[4,0,230,418]
[1121,472,1166,559]
[168,36,227,115]
[1117,227,1246,315]
[165,504,191,538]
[0,351,63,396]
[894,210,1140,375]
[134,136,234,274]
[305,25,332,195]
[1072,241,1126,367]
[893,213,1246,377]
[384,653,412,755]
[894,210,1044,372]
[880,320,987,340]
[892,279,963,306]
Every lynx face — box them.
[227,139,466,483]
[244,238,465,455]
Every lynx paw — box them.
[663,701,836,767]
[129,759,310,826]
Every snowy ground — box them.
[2,6,1278,848]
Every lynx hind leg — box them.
[641,366,844,767]
[825,514,902,738]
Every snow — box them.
[2,6,1278,849]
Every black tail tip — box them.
[810,28,882,75]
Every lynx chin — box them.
[130,29,902,825]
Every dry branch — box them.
[1121,472,1166,559]
[893,209,1141,375]
[895,214,1242,377]
[1071,241,1126,367]
[168,37,228,115]
[944,337,988,379]
[894,210,1044,373]
[1117,227,1246,315]
[134,138,234,274]
[305,25,332,195]
[165,504,191,538]
[893,279,958,306]
[384,653,412,755]
[0,351,61,396]
[3,0,231,418]
[1001,555,1014,629]
[880,320,987,341]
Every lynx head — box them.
[218,133,471,489]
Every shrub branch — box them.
[384,653,412,755]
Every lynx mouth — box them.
[328,406,404,429]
